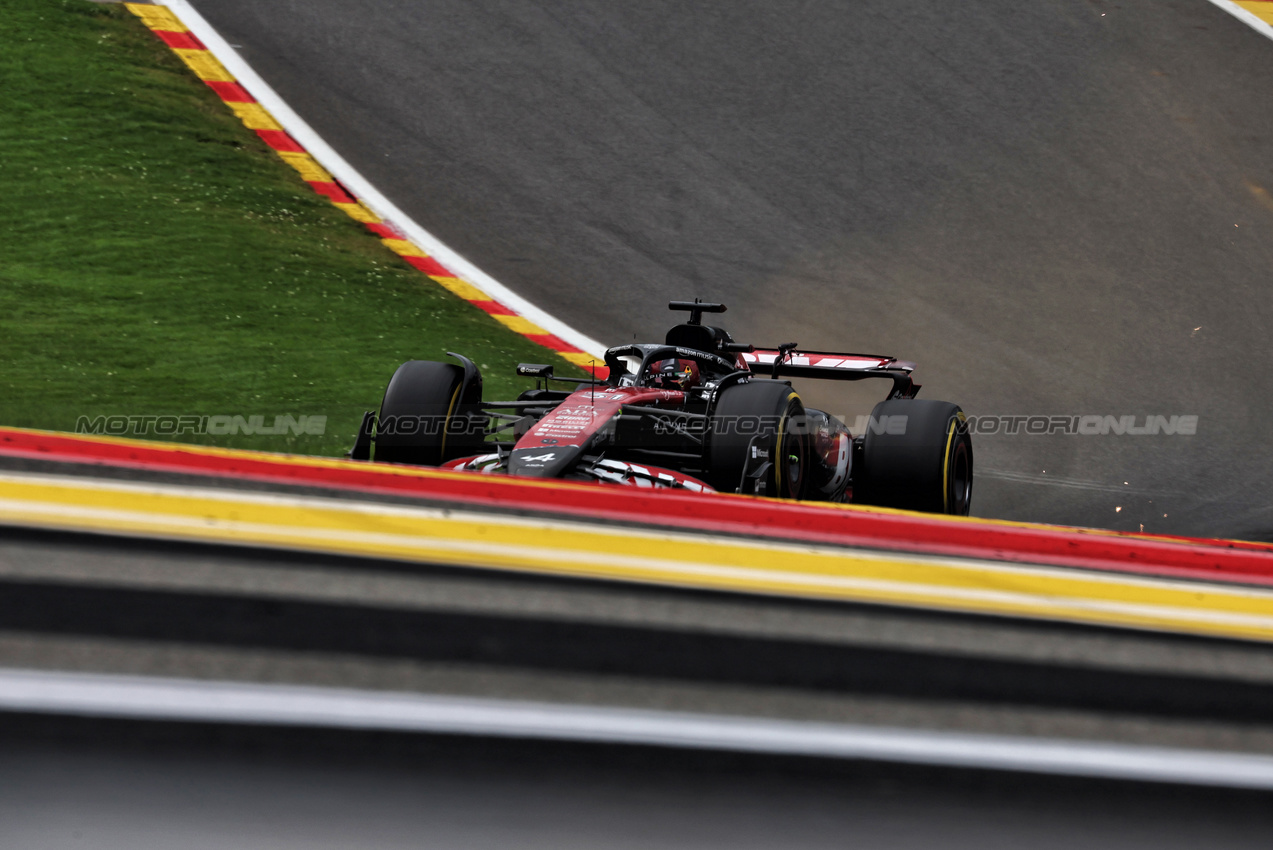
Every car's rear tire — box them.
[854,398,972,515]
[374,360,483,465]
[708,380,808,498]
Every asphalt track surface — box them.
[182,0,1273,540]
[9,512,1273,745]
[7,455,1273,840]
[4,720,1273,850]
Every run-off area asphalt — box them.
[5,520,1273,844]
[3,719,1273,849]
[183,0,1273,539]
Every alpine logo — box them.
[519,452,557,463]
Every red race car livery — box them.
[351,300,972,514]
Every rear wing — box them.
[741,349,920,398]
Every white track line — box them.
[160,0,606,358]
[1205,0,1273,41]
[5,667,1273,789]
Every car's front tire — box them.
[374,360,483,465]
[708,380,808,498]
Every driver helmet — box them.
[653,358,700,390]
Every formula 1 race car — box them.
[350,300,972,514]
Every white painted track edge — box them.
[1204,0,1273,41]
[6,667,1273,790]
[157,0,608,358]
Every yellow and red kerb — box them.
[124,3,603,375]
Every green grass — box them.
[0,0,580,455]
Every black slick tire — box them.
[374,360,479,465]
[855,398,973,515]
[708,380,808,498]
